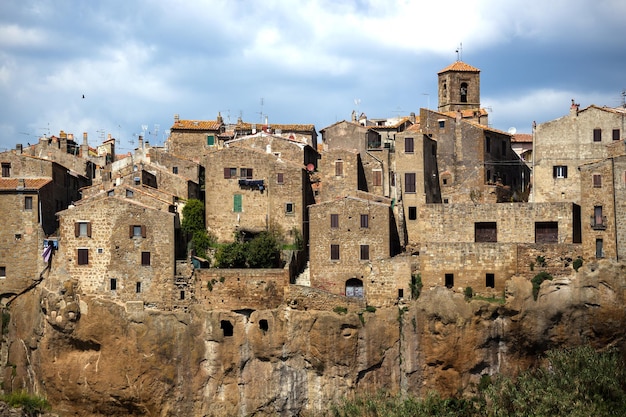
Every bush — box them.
[573,257,583,272]
[181,199,205,235]
[333,306,348,315]
[214,242,247,268]
[365,305,377,313]
[410,274,423,299]
[464,286,474,300]
[531,271,553,301]
[0,390,50,416]
[246,231,280,268]
[191,229,214,260]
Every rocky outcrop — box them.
[2,260,626,416]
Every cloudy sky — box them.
[1,0,625,152]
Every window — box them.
[593,174,602,188]
[0,266,5,278]
[24,196,32,210]
[77,248,89,265]
[405,173,416,193]
[398,289,404,298]
[126,189,134,198]
[596,239,604,258]
[445,273,454,288]
[221,320,233,337]
[330,244,340,260]
[475,222,497,242]
[240,168,253,179]
[372,170,382,186]
[486,273,495,288]
[438,120,445,129]
[172,166,178,174]
[553,165,568,179]
[207,135,215,146]
[285,202,294,214]
[460,83,468,102]
[107,189,114,197]
[485,137,491,153]
[136,282,141,293]
[408,206,417,220]
[535,222,558,243]
[360,245,370,260]
[593,128,602,142]
[277,173,284,184]
[110,278,117,291]
[592,206,606,230]
[259,319,269,331]
[405,137,414,153]
[330,214,339,228]
[335,160,343,177]
[180,290,185,300]
[75,222,92,237]
[345,278,364,297]
[141,251,151,266]
[613,129,620,141]
[224,167,237,179]
[233,194,242,212]
[1,163,10,177]
[130,225,146,238]
[443,198,449,204]
[360,214,369,228]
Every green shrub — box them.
[0,390,50,415]
[410,273,423,299]
[333,306,348,315]
[464,286,473,300]
[214,242,247,268]
[535,255,546,268]
[573,257,583,272]
[531,271,552,300]
[365,305,376,313]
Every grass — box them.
[0,390,50,415]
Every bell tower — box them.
[437,61,480,113]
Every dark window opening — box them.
[0,266,6,278]
[613,129,620,141]
[485,137,491,153]
[180,290,185,300]
[475,222,497,242]
[360,214,369,228]
[438,120,445,129]
[277,172,284,184]
[596,239,604,258]
[486,273,495,288]
[285,202,294,214]
[593,128,602,142]
[445,273,454,288]
[24,196,33,210]
[535,221,558,243]
[553,165,568,179]
[221,320,234,337]
[239,168,253,179]
[78,248,89,265]
[398,288,404,298]
[345,278,364,297]
[141,251,151,266]
[330,213,339,228]
[460,82,468,103]
[330,244,340,260]
[259,319,269,331]
[172,166,178,174]
[1,163,10,177]
[136,282,141,293]
[405,137,414,153]
[405,173,416,193]
[110,278,117,291]
[360,245,369,260]
[408,206,417,220]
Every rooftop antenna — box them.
[149,124,160,145]
[455,43,463,61]
[96,129,106,142]
[39,123,50,138]
[621,90,626,108]
[258,98,265,123]
[354,98,361,116]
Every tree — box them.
[181,199,205,235]
[214,242,247,268]
[246,231,280,268]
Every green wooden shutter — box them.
[233,194,242,212]
[207,135,215,146]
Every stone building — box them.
[532,103,626,203]
[53,194,177,308]
[0,178,53,300]
[308,194,401,301]
[511,133,533,163]
[226,118,318,151]
[437,61,482,115]
[314,148,362,202]
[167,114,225,161]
[226,131,318,169]
[205,146,313,244]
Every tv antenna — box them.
[150,124,160,144]
[455,43,463,61]
[257,98,265,123]
[39,123,50,137]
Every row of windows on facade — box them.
[329,244,371,261]
[231,194,295,214]
[76,248,151,265]
[74,222,147,238]
[329,213,370,228]
[224,168,290,186]
[593,128,621,142]
[552,166,626,189]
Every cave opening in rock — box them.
[259,319,269,332]
[221,320,233,337]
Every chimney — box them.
[82,132,88,145]
[15,144,23,154]
[217,112,223,124]
[174,114,180,123]
[410,112,416,124]
[570,99,580,115]
[81,132,89,158]
[138,135,144,149]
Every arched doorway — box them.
[345,278,364,298]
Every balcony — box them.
[590,215,607,230]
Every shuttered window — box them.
[535,222,558,243]
[77,248,89,265]
[405,173,416,193]
[75,222,92,237]
[330,214,339,228]
[129,225,146,238]
[233,194,242,212]
[360,245,369,260]
[330,244,340,260]
[475,222,497,242]
[207,135,215,146]
[405,137,414,153]
[335,161,343,177]
[141,251,151,266]
[373,170,382,186]
[593,174,602,188]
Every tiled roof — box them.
[512,133,533,143]
[440,108,488,119]
[438,61,480,74]
[171,120,222,131]
[232,122,316,132]
[0,178,52,190]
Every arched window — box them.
[460,82,468,103]
[345,278,364,297]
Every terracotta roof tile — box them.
[0,178,52,190]
[512,133,532,143]
[438,61,480,74]
[171,120,222,131]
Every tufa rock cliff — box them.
[2,260,626,416]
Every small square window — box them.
[172,166,179,174]
[126,189,134,198]
[14,234,21,241]
[285,202,294,214]
[408,206,417,220]
[553,165,568,179]
[141,251,151,266]
[438,120,445,129]
[97,248,104,254]
[0,266,6,278]
[77,248,89,265]
[24,196,33,210]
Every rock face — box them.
[3,260,626,416]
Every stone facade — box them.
[614,155,626,260]
[227,132,318,169]
[437,61,481,113]
[167,116,224,162]
[533,104,626,203]
[205,146,312,244]
[308,195,400,300]
[53,196,176,308]
[315,148,361,202]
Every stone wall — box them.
[316,148,360,202]
[227,134,317,168]
[615,156,626,260]
[195,267,289,310]
[284,284,366,312]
